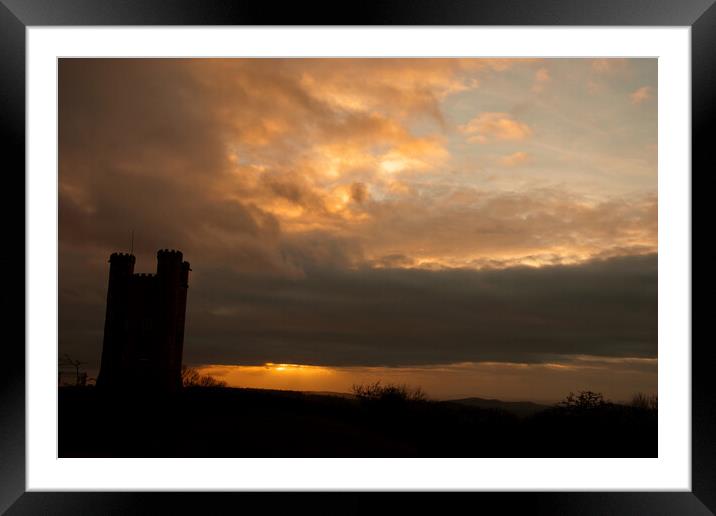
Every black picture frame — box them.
[1,1,710,514]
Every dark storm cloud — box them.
[61,251,656,369]
[59,59,293,277]
[176,253,657,367]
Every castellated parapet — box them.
[97,249,191,391]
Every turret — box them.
[109,252,136,274]
[156,249,186,391]
[156,249,183,278]
[172,261,191,389]
[97,253,135,389]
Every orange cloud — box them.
[291,58,525,122]
[587,59,631,95]
[359,190,657,270]
[531,67,551,93]
[460,112,532,143]
[498,151,531,167]
[590,58,628,74]
[59,58,656,278]
[630,86,653,105]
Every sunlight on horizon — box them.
[196,356,657,403]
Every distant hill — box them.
[304,390,356,399]
[272,390,552,415]
[445,397,551,417]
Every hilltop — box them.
[446,397,551,417]
[59,386,656,458]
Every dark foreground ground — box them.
[59,386,657,457]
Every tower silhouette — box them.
[97,249,191,391]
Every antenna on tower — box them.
[130,230,134,255]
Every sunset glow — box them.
[59,58,657,401]
[196,356,657,402]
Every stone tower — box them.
[97,249,191,391]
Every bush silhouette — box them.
[556,390,609,411]
[352,381,427,403]
[181,365,227,388]
[631,392,658,411]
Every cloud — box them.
[58,59,460,272]
[587,59,631,95]
[460,112,532,143]
[590,58,628,74]
[498,151,531,167]
[350,182,369,204]
[59,59,655,278]
[531,67,551,93]
[357,189,657,268]
[60,252,657,370]
[175,254,659,367]
[58,59,657,375]
[630,86,653,105]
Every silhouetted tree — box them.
[559,391,607,408]
[555,391,612,415]
[352,381,427,403]
[631,392,658,411]
[181,365,201,386]
[59,353,87,387]
[181,365,227,388]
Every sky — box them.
[58,58,657,402]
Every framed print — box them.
[2,1,711,514]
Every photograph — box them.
[57,57,659,459]
[2,0,708,507]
